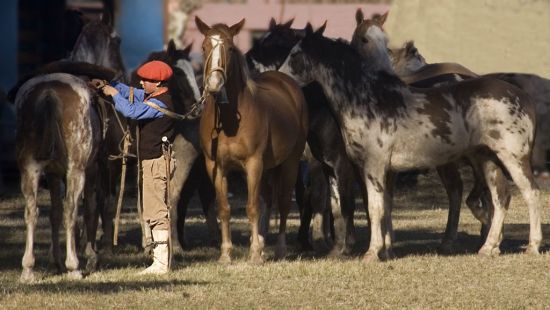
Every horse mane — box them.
[302,35,364,82]
[227,45,255,95]
[302,34,404,90]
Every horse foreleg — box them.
[64,167,86,279]
[436,163,463,254]
[245,157,265,263]
[205,158,232,263]
[381,171,396,260]
[363,166,387,263]
[20,161,41,283]
[46,173,64,273]
[276,154,302,260]
[306,160,330,253]
[198,170,219,246]
[169,145,199,255]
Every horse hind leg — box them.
[83,163,99,274]
[63,166,87,279]
[495,153,541,254]
[46,173,64,273]
[19,159,42,283]
[475,158,511,257]
[436,163,463,254]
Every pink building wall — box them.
[183,1,389,55]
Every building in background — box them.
[385,0,550,77]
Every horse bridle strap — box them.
[203,36,228,87]
[142,100,199,120]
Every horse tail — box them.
[34,89,65,160]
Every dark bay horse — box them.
[13,13,124,282]
[246,19,364,255]
[279,24,541,262]
[68,13,129,259]
[195,17,308,263]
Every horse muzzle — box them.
[206,71,225,93]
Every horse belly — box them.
[389,117,469,170]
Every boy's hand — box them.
[101,85,119,97]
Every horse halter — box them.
[202,35,228,92]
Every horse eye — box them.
[362,37,369,44]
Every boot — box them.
[139,229,169,275]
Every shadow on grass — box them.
[4,278,208,295]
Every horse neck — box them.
[225,50,249,105]
[311,57,406,124]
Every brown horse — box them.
[195,17,308,263]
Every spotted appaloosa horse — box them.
[353,10,493,249]
[390,40,550,176]
[246,18,364,255]
[16,73,100,282]
[14,12,124,282]
[195,17,308,263]
[279,24,541,262]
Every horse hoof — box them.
[20,269,36,283]
[275,247,287,260]
[525,245,540,255]
[478,246,500,257]
[328,247,344,258]
[85,257,98,274]
[362,252,380,264]
[381,249,396,261]
[438,241,455,255]
[249,253,264,265]
[67,270,83,280]
[218,254,232,264]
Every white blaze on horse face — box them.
[207,35,224,92]
[177,59,201,102]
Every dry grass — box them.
[1,168,550,309]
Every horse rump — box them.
[33,89,65,161]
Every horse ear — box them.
[195,16,211,35]
[355,8,364,26]
[167,39,177,55]
[376,11,389,26]
[101,9,114,29]
[283,18,295,28]
[269,17,277,30]
[183,42,193,56]
[316,21,327,36]
[305,23,314,36]
[230,18,246,36]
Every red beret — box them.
[137,60,173,81]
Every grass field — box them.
[1,168,550,309]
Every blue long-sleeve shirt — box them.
[110,82,166,120]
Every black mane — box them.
[300,34,406,116]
